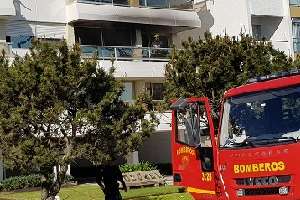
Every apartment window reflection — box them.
[7,35,34,48]
[120,82,134,102]
[145,82,164,100]
[252,24,262,40]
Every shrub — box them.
[0,174,74,192]
[120,161,157,173]
[0,174,41,191]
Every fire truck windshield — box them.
[220,85,300,148]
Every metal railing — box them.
[81,45,172,61]
[293,38,300,53]
[76,0,193,10]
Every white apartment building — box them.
[179,0,294,57]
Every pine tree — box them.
[0,41,157,200]
[165,33,298,121]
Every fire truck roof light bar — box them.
[170,97,188,110]
[247,68,300,84]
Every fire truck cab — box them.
[170,69,300,200]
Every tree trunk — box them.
[40,166,63,200]
[41,185,56,200]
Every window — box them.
[292,22,300,52]
[220,86,300,148]
[252,25,262,40]
[120,82,134,102]
[145,82,164,100]
[293,22,300,38]
[7,35,34,48]
[175,102,211,147]
[75,27,102,46]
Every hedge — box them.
[0,174,74,192]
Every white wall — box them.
[13,0,66,23]
[207,0,252,36]
[251,0,293,56]
[0,0,16,16]
[249,0,284,17]
[139,131,171,164]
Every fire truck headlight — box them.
[236,189,245,197]
[279,186,289,195]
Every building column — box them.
[66,24,76,47]
[135,28,142,47]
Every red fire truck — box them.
[170,69,300,200]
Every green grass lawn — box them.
[0,185,193,200]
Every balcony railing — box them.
[290,0,300,5]
[76,0,193,10]
[81,45,172,61]
[293,38,300,53]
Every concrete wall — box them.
[100,60,167,78]
[249,0,284,17]
[13,0,66,23]
[67,2,201,27]
[207,0,252,36]
[0,0,16,16]
[139,131,171,164]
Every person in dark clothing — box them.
[96,165,127,200]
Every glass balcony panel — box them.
[169,0,193,9]
[142,48,150,58]
[78,0,193,9]
[99,47,115,58]
[80,0,113,3]
[290,0,300,5]
[150,48,171,59]
[81,46,98,57]
[146,0,169,8]
[113,0,129,6]
[116,47,134,58]
[139,0,146,6]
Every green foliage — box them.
[165,33,300,118]
[119,161,157,173]
[0,174,74,192]
[0,175,41,192]
[0,40,157,199]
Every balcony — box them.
[66,0,201,27]
[249,0,284,17]
[81,45,172,61]
[0,0,16,16]
[76,0,193,9]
